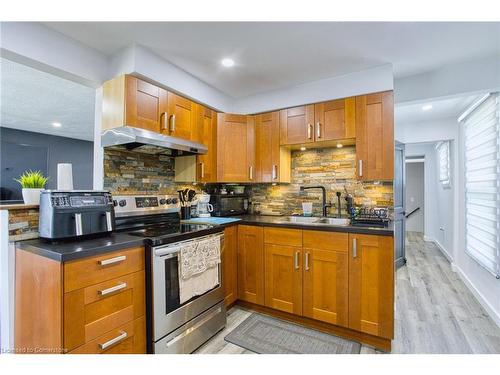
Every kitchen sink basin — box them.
[281,216,350,226]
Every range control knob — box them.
[166,198,172,204]
[119,200,127,207]
[171,198,178,204]
[159,198,167,205]
[113,200,118,207]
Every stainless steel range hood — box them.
[101,126,207,156]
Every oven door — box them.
[151,233,224,342]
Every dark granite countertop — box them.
[16,233,146,262]
[221,215,394,236]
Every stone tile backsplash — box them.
[103,146,393,216]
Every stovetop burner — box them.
[127,223,214,238]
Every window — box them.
[461,93,500,278]
[436,141,451,188]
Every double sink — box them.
[278,216,350,226]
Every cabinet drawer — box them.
[303,231,348,252]
[69,316,145,354]
[64,270,145,351]
[64,247,145,292]
[264,227,302,247]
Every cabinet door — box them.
[355,91,394,180]
[314,97,355,142]
[264,244,302,315]
[348,234,394,339]
[125,76,168,133]
[217,114,255,182]
[255,111,281,182]
[222,226,238,307]
[279,105,314,145]
[167,92,195,140]
[195,105,217,182]
[302,231,349,327]
[237,225,264,305]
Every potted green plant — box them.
[14,170,49,205]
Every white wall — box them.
[396,117,459,144]
[405,162,424,232]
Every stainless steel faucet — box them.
[299,185,331,217]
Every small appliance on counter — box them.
[209,193,248,216]
[38,190,115,241]
[197,192,213,218]
[350,206,390,228]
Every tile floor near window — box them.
[196,232,500,354]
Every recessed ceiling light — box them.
[422,104,433,111]
[221,58,235,67]
[300,147,306,151]
[52,122,62,128]
[336,143,343,148]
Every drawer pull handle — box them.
[98,282,127,296]
[99,255,126,266]
[99,331,128,350]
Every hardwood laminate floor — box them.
[196,232,500,354]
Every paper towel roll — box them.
[57,163,73,190]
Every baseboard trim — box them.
[433,239,453,263]
[452,264,500,328]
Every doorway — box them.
[405,160,424,235]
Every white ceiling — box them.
[0,58,95,141]
[395,94,482,125]
[44,22,500,98]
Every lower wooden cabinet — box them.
[302,231,349,327]
[222,225,238,307]
[348,233,394,339]
[237,225,264,305]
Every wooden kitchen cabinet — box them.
[195,104,218,182]
[355,91,394,180]
[279,105,315,145]
[217,113,255,182]
[348,233,394,339]
[255,111,291,183]
[264,228,303,314]
[15,246,146,354]
[302,231,349,327]
[222,225,238,307]
[102,75,168,134]
[237,225,265,305]
[166,91,196,140]
[314,97,355,142]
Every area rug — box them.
[224,313,361,354]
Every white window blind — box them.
[436,141,451,187]
[462,94,500,278]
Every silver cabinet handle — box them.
[98,282,127,296]
[105,211,113,232]
[99,331,127,350]
[272,165,277,180]
[161,112,168,130]
[307,123,313,140]
[305,252,310,271]
[352,238,357,258]
[316,122,322,139]
[200,162,205,179]
[249,165,253,180]
[170,114,176,133]
[99,255,126,266]
[294,251,300,270]
[74,213,82,236]
[358,160,363,177]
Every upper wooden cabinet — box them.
[166,92,195,140]
[314,97,355,142]
[195,105,217,182]
[237,225,265,305]
[255,111,291,183]
[348,233,394,339]
[280,105,315,145]
[217,113,255,182]
[355,91,394,181]
[279,98,356,146]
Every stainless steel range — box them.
[113,194,226,354]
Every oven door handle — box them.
[153,233,224,257]
[154,245,182,257]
